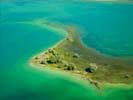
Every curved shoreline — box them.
[30,20,133,89]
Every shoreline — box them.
[30,21,133,89]
[30,61,133,90]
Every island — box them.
[30,22,133,89]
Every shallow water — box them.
[0,0,133,100]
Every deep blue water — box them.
[0,0,133,100]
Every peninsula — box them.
[30,23,133,88]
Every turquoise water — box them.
[0,0,133,100]
[80,3,133,57]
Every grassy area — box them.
[30,26,133,88]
